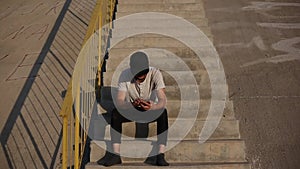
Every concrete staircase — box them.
[87,0,250,168]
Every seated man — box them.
[98,51,169,166]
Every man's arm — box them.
[116,90,142,109]
[116,90,131,109]
[152,88,167,110]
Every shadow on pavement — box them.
[0,0,97,168]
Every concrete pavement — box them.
[204,0,300,168]
[0,0,96,168]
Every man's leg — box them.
[110,108,131,153]
[155,109,169,166]
[135,122,149,138]
[156,109,169,150]
[100,108,130,166]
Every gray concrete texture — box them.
[109,47,216,59]
[90,140,247,163]
[103,70,224,86]
[97,99,236,120]
[112,18,209,28]
[203,0,300,169]
[118,0,200,4]
[85,164,251,169]
[116,11,206,19]
[91,118,240,140]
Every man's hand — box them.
[132,98,153,111]
[139,99,152,111]
[132,98,141,108]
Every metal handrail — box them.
[59,0,116,168]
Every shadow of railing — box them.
[0,0,98,168]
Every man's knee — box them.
[111,109,120,121]
[159,109,168,120]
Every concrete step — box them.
[166,100,234,119]
[113,18,209,27]
[111,29,212,41]
[166,84,226,100]
[111,35,213,49]
[112,24,211,35]
[117,3,204,12]
[116,11,206,19]
[90,118,240,141]
[105,58,222,72]
[103,70,225,86]
[100,83,226,100]
[108,47,216,60]
[86,163,251,169]
[118,0,200,5]
[98,97,235,120]
[99,99,235,120]
[90,140,247,163]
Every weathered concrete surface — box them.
[91,118,240,140]
[113,18,209,27]
[86,163,251,169]
[90,140,247,163]
[116,3,205,12]
[116,11,207,19]
[103,70,224,86]
[0,0,97,168]
[97,99,236,119]
[118,0,200,4]
[203,0,300,168]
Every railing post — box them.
[98,2,103,87]
[110,0,114,28]
[74,85,81,169]
[62,115,68,169]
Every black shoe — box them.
[144,155,157,166]
[97,151,112,165]
[103,153,122,167]
[156,153,169,166]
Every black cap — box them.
[130,51,149,76]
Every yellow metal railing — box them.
[59,0,116,168]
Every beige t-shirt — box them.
[118,67,165,103]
